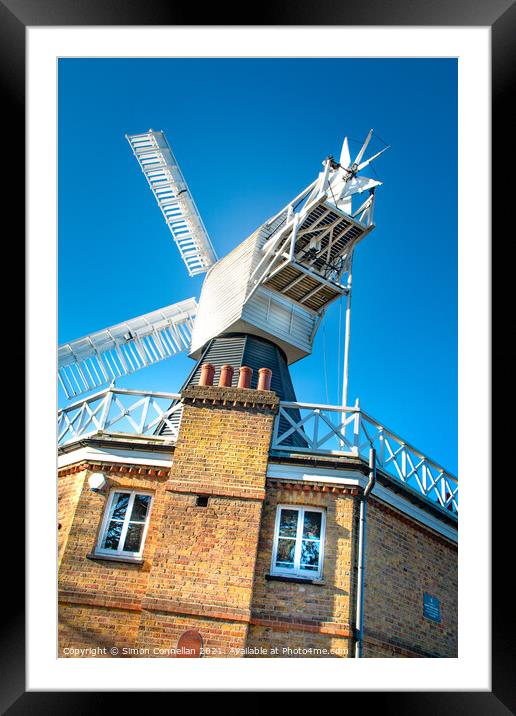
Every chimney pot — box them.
[257,367,273,391]
[218,364,234,387]
[199,363,216,386]
[237,366,253,389]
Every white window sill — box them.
[87,552,144,565]
[266,573,325,585]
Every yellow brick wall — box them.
[58,468,170,655]
[136,386,279,656]
[362,498,458,658]
[247,625,351,658]
[58,386,280,658]
[58,469,86,567]
[57,386,457,659]
[141,491,263,619]
[247,482,357,657]
[58,603,141,657]
[59,471,168,604]
[136,612,248,658]
[168,386,277,499]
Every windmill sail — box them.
[126,130,217,277]
[58,298,198,399]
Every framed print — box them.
[2,0,510,709]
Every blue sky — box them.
[58,58,457,473]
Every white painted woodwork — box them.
[126,130,217,276]
[58,300,197,399]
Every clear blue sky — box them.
[58,58,457,473]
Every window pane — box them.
[300,539,320,569]
[275,538,295,567]
[131,494,151,522]
[102,520,123,550]
[278,509,298,537]
[123,523,144,553]
[303,511,322,539]
[111,493,130,520]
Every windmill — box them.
[58,128,388,410]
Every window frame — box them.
[95,489,154,561]
[270,504,326,580]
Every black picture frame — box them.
[4,0,509,710]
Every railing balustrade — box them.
[58,388,182,445]
[272,401,458,514]
[58,391,457,514]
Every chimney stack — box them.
[198,364,273,391]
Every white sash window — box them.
[271,505,325,579]
[96,490,153,560]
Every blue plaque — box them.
[423,592,441,622]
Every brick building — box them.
[58,358,458,659]
[58,130,457,659]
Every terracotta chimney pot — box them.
[199,363,215,387]
[237,366,253,389]
[218,364,234,387]
[257,367,272,391]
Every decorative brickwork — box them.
[59,462,170,479]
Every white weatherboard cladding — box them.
[189,230,260,356]
[241,287,316,361]
[189,227,318,363]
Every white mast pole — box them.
[342,253,354,409]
